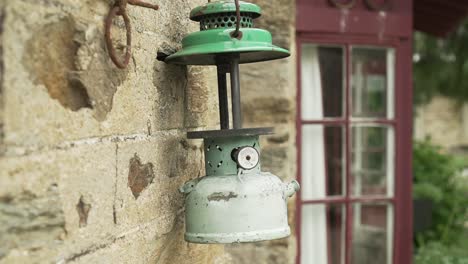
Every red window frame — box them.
[295,34,413,264]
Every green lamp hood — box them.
[164,0,290,65]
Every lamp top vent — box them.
[164,0,289,65]
[190,1,261,22]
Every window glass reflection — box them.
[351,48,395,119]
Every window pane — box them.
[351,47,395,119]
[301,45,344,119]
[351,126,394,197]
[351,203,394,264]
[301,125,345,200]
[301,204,346,264]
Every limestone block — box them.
[0,152,65,260]
[55,142,117,240]
[0,141,118,262]
[414,96,463,148]
[185,66,219,129]
[66,216,227,264]
[0,7,4,156]
[113,133,204,232]
[240,59,295,98]
[242,96,295,126]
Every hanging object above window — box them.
[163,0,299,244]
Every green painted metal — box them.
[179,134,300,243]
[164,0,290,65]
[181,172,298,243]
[164,28,290,65]
[198,12,255,31]
[174,0,298,245]
[203,136,260,176]
[190,0,261,21]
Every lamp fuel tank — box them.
[180,128,299,243]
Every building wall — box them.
[0,0,297,263]
[414,96,468,152]
[0,0,231,263]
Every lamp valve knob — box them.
[232,146,259,170]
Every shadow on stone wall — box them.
[23,16,128,121]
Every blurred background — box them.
[412,21,468,264]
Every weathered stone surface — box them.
[0,136,230,263]
[65,215,227,264]
[23,16,91,111]
[22,13,128,121]
[76,195,92,228]
[56,142,117,241]
[0,142,121,262]
[185,66,219,129]
[0,151,65,261]
[70,18,129,121]
[0,188,65,260]
[153,63,187,130]
[262,145,288,173]
[0,6,4,157]
[414,96,468,149]
[127,153,155,199]
[243,97,294,125]
[0,0,296,263]
[240,59,294,102]
[114,134,203,230]
[1,0,216,150]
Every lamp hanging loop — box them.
[230,0,243,39]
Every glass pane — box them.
[351,47,395,119]
[301,204,346,264]
[351,203,394,264]
[351,126,394,197]
[301,45,344,119]
[301,125,345,200]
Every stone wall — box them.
[414,96,468,153]
[0,0,232,263]
[225,0,298,263]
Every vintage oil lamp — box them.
[164,0,299,243]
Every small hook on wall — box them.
[105,0,159,69]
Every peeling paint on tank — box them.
[207,191,238,202]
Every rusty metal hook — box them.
[129,0,159,10]
[105,5,131,69]
[230,0,243,39]
[105,0,159,69]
